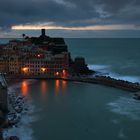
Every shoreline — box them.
[3,81,35,140]
[0,75,35,140]
[6,74,140,92]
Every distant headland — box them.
[0,29,93,78]
[0,29,140,93]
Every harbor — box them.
[62,75,140,92]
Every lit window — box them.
[22,67,29,73]
[55,72,59,76]
[41,67,47,72]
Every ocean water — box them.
[65,38,140,82]
[1,38,140,140]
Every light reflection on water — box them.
[55,80,60,93]
[18,79,140,140]
[20,79,68,97]
[20,80,29,96]
[40,80,47,96]
[62,80,67,90]
[55,80,67,94]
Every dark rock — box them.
[9,136,20,140]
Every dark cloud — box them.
[0,0,140,29]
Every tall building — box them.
[41,29,46,37]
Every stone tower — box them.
[41,29,46,37]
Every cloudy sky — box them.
[0,0,140,38]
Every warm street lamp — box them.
[22,67,29,73]
[41,67,47,73]
[55,72,59,76]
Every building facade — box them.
[0,34,70,78]
[20,52,69,77]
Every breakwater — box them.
[62,76,140,92]
[6,74,140,92]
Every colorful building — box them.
[0,29,70,78]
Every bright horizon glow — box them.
[11,24,137,30]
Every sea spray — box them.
[88,64,140,83]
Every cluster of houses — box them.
[0,29,70,78]
[0,29,92,78]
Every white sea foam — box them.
[88,64,140,83]
[118,129,127,139]
[108,72,140,83]
[3,108,36,140]
[4,80,37,140]
[88,64,110,74]
[108,97,140,120]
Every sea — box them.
[1,38,140,140]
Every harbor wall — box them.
[6,74,140,92]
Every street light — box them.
[56,72,59,76]
[41,67,46,72]
[22,67,29,74]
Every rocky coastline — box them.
[0,77,29,140]
[62,75,140,92]
[6,74,140,92]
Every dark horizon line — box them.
[0,37,140,39]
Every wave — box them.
[88,64,140,83]
[3,104,36,140]
[88,64,110,74]
[108,97,140,120]
[108,72,140,83]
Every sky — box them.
[0,0,140,38]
